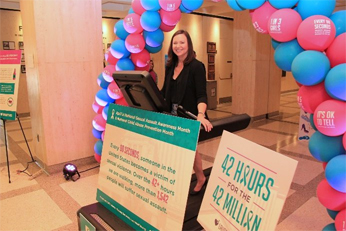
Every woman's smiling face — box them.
[172,34,188,60]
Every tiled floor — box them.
[0,92,334,231]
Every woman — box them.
[161,30,213,195]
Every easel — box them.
[1,113,47,183]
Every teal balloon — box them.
[145,43,162,53]
[143,29,164,47]
[110,39,131,59]
[182,0,203,11]
[325,64,346,101]
[128,8,134,14]
[330,10,346,36]
[297,0,336,20]
[271,39,281,50]
[309,131,345,162]
[140,0,160,11]
[292,51,330,86]
[326,155,346,193]
[310,114,317,131]
[180,3,192,13]
[97,73,110,89]
[226,0,245,11]
[322,223,336,231]
[236,0,265,10]
[274,39,304,71]
[114,20,129,40]
[327,209,339,220]
[94,139,103,155]
[140,11,161,32]
[269,0,299,9]
[116,58,135,71]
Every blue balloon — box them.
[325,64,346,101]
[297,0,336,20]
[182,0,203,11]
[140,11,161,32]
[310,114,317,131]
[236,0,265,10]
[292,51,330,86]
[140,0,160,11]
[180,3,192,13]
[271,39,281,50]
[143,29,164,47]
[97,73,110,89]
[110,39,131,59]
[116,58,135,71]
[145,43,162,53]
[326,155,346,193]
[308,131,345,162]
[96,89,114,105]
[92,128,102,139]
[274,39,304,71]
[330,10,346,37]
[322,223,336,231]
[268,0,299,9]
[327,209,339,220]
[94,139,103,155]
[114,20,129,40]
[226,0,245,11]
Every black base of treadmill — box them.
[77,167,212,231]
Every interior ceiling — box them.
[1,0,345,19]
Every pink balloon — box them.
[107,81,123,100]
[135,64,150,71]
[116,97,129,106]
[92,114,106,131]
[297,82,332,114]
[335,209,346,231]
[94,153,101,163]
[297,15,336,52]
[125,33,145,53]
[160,9,181,26]
[131,0,146,15]
[268,9,302,42]
[102,65,116,82]
[160,21,176,32]
[131,49,151,67]
[105,49,118,65]
[92,100,104,114]
[326,33,346,68]
[159,0,181,11]
[314,99,346,136]
[317,179,346,211]
[123,13,143,34]
[322,162,327,170]
[252,2,278,34]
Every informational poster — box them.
[0,50,22,120]
[97,104,200,230]
[298,109,315,141]
[198,131,298,231]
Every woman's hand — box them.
[197,114,213,132]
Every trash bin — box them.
[206,80,217,110]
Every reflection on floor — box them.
[0,92,333,231]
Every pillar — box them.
[232,10,281,118]
[20,0,103,170]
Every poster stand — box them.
[1,113,48,183]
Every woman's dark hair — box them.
[166,30,195,67]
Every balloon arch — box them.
[92,0,346,229]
